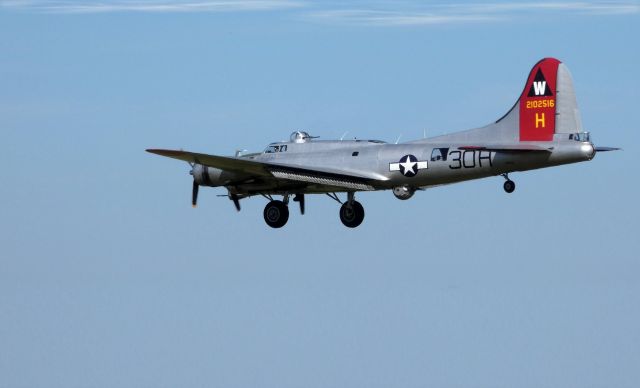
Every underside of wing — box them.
[268,168,377,191]
[457,144,553,152]
[146,149,385,191]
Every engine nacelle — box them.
[393,185,416,200]
[191,164,228,187]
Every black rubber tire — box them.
[339,201,365,228]
[503,180,516,194]
[263,200,289,228]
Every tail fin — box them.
[516,57,583,141]
[421,58,584,144]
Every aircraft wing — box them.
[146,149,386,191]
[457,144,553,152]
[147,149,271,176]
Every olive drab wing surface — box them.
[147,58,619,228]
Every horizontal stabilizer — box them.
[594,146,621,152]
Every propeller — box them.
[188,162,200,208]
[230,193,241,212]
[192,180,199,208]
[217,192,242,211]
[293,193,305,215]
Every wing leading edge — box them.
[457,144,553,152]
[146,149,271,176]
[146,149,386,191]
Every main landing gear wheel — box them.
[503,180,516,193]
[339,201,365,228]
[263,200,289,228]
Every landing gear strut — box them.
[263,200,289,228]
[339,192,365,228]
[502,173,516,193]
[261,192,365,228]
[293,194,305,215]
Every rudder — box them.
[417,58,584,145]
[519,58,559,141]
[518,58,583,141]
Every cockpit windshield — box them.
[569,132,591,142]
[263,144,288,154]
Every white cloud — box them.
[443,2,640,15]
[308,9,499,26]
[0,0,304,13]
[1,0,637,24]
[306,2,640,26]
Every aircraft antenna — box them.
[340,131,349,141]
[395,134,402,144]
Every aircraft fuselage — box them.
[212,137,595,195]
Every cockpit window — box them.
[264,145,288,154]
[431,147,449,161]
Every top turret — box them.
[290,131,313,143]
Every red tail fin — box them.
[519,58,560,141]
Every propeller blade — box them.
[230,193,241,212]
[294,193,305,215]
[192,181,199,208]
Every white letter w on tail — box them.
[533,81,546,96]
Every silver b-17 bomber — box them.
[148,58,618,228]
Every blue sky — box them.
[1,1,639,387]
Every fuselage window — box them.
[570,132,590,142]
